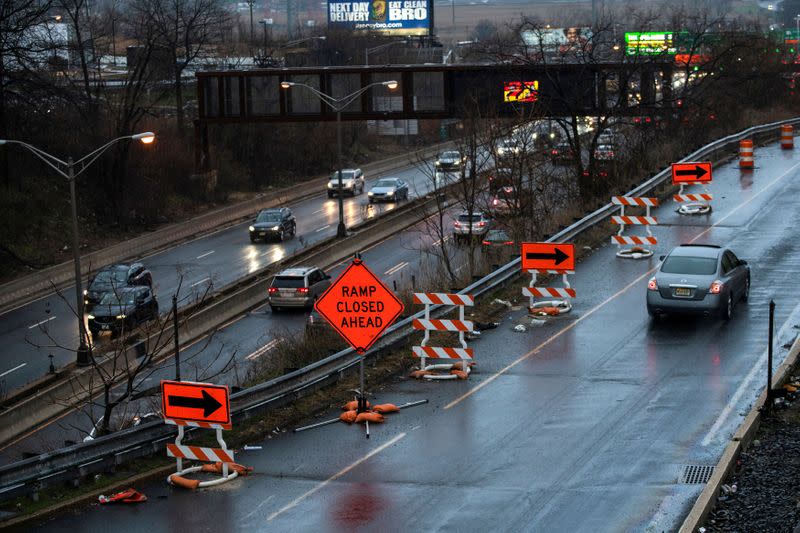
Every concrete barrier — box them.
[0,141,453,315]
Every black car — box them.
[88,286,159,338]
[249,207,296,243]
[84,263,152,312]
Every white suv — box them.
[327,168,365,197]
[453,211,491,243]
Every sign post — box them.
[520,243,576,315]
[315,255,404,435]
[671,161,713,215]
[161,380,237,488]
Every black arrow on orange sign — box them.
[168,389,222,417]
[525,247,570,265]
[675,165,709,180]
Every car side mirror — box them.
[658,255,665,261]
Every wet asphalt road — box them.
[18,142,800,532]
[0,156,461,393]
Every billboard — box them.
[503,81,538,103]
[328,0,430,36]
[520,27,592,53]
[625,32,677,56]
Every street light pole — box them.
[0,132,156,366]
[280,81,397,238]
[67,157,90,364]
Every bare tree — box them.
[133,0,228,132]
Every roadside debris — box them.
[243,445,262,451]
[98,488,147,504]
[513,324,526,333]
[493,299,512,308]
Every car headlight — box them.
[249,226,255,232]
[368,191,374,196]
[387,190,395,196]
[327,182,333,188]
[271,226,279,230]
[87,314,95,320]
[83,289,88,295]
[435,161,441,167]
[116,314,126,319]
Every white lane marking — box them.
[267,432,406,521]
[0,363,26,378]
[432,236,450,247]
[240,495,275,524]
[312,208,324,215]
[28,316,56,330]
[315,225,330,233]
[191,277,211,288]
[701,298,800,446]
[196,250,215,260]
[384,261,409,276]
[245,339,281,361]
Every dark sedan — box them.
[249,207,296,243]
[647,244,750,319]
[88,286,159,338]
[84,263,152,312]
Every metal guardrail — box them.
[0,119,795,505]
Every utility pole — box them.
[173,294,181,381]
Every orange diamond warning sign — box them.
[314,259,404,354]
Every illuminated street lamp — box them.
[280,81,398,238]
[0,132,156,366]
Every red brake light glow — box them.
[647,277,658,291]
[296,287,309,294]
[268,287,279,294]
[482,240,491,245]
[709,280,723,294]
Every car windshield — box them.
[661,256,718,275]
[375,179,397,188]
[501,140,517,148]
[94,269,128,284]
[330,171,355,181]
[99,291,136,305]
[256,211,282,223]
[486,230,510,241]
[273,276,305,288]
[497,187,516,199]
[458,214,482,223]
[441,151,459,159]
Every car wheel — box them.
[647,307,660,320]
[722,294,733,320]
[249,235,257,243]
[327,192,333,198]
[742,276,750,302]
[291,223,297,237]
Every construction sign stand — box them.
[674,182,712,215]
[671,162,713,216]
[411,293,475,381]
[610,196,658,259]
[160,381,247,489]
[523,269,575,316]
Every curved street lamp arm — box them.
[2,140,69,179]
[288,81,395,112]
[73,135,134,168]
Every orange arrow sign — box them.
[521,243,575,271]
[161,381,230,427]
[671,162,712,184]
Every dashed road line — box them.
[0,363,26,378]
[315,225,330,233]
[196,250,215,260]
[245,339,281,361]
[385,261,409,276]
[28,316,56,330]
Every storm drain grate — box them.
[680,465,715,484]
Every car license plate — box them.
[101,324,110,330]
[674,287,692,297]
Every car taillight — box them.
[268,287,278,294]
[492,199,499,206]
[647,277,658,291]
[454,221,461,227]
[296,287,309,294]
[503,241,514,245]
[482,240,491,245]
[608,152,614,157]
[478,221,486,227]
[709,280,723,294]
[551,149,558,155]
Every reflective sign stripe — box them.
[611,196,658,207]
[164,418,232,430]
[611,215,657,225]
[611,235,658,245]
[673,194,713,202]
[412,346,473,359]
[412,318,473,331]
[522,287,576,298]
[167,444,234,463]
[413,293,474,306]
[526,269,575,275]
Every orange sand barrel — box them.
[739,139,754,169]
[781,124,794,149]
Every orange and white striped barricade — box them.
[739,139,754,169]
[412,292,474,380]
[674,184,713,215]
[161,381,239,488]
[781,124,794,150]
[523,269,575,316]
[610,196,658,259]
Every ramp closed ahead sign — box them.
[314,258,404,353]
